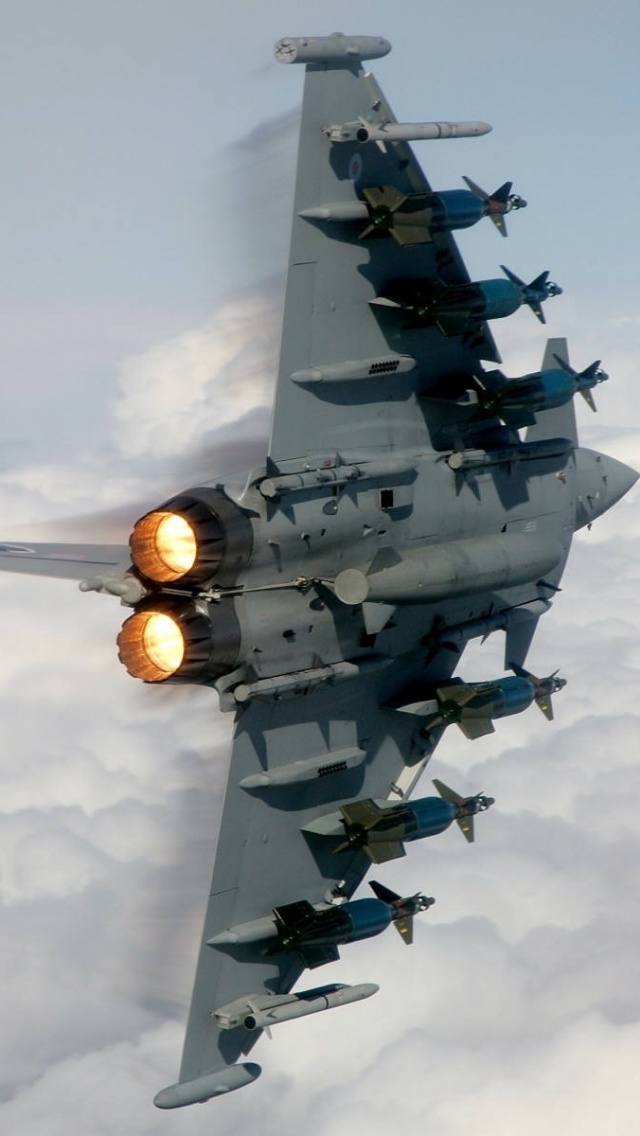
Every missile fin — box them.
[433,311,473,337]
[490,181,514,204]
[435,684,478,708]
[298,944,341,969]
[455,814,475,843]
[500,264,524,287]
[393,916,414,945]
[432,778,466,806]
[340,799,384,830]
[458,717,495,740]
[580,388,597,412]
[362,185,409,213]
[490,214,508,237]
[366,840,406,864]
[369,879,401,904]
[499,407,536,429]
[536,694,554,721]
[462,174,490,202]
[529,269,550,291]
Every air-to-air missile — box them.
[303,779,495,863]
[390,664,566,740]
[472,354,609,428]
[323,118,492,144]
[300,177,526,245]
[208,881,434,969]
[213,981,379,1033]
[371,265,562,335]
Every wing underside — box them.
[177,657,454,1082]
[0,542,130,580]
[268,59,500,466]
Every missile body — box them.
[304,782,494,862]
[399,676,537,728]
[266,885,434,967]
[477,363,609,428]
[394,670,565,738]
[277,897,399,948]
[374,271,561,333]
[214,982,379,1032]
[438,675,537,723]
[302,190,490,242]
[424,279,526,323]
[326,120,491,144]
[351,795,489,846]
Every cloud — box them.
[2,9,640,1131]
[1,281,640,1134]
[112,292,279,463]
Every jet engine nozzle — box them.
[129,488,252,588]
[116,598,241,685]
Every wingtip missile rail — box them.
[154,1063,262,1109]
[274,34,391,65]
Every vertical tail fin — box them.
[525,338,578,446]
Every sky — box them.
[0,1,639,1132]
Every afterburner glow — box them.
[143,612,185,672]
[117,610,185,682]
[130,511,197,582]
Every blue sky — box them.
[0,3,639,1133]
[2,0,639,461]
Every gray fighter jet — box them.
[0,32,637,1109]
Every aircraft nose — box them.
[575,448,638,530]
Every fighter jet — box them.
[0,32,636,1109]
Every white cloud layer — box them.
[1,290,638,1132]
[112,293,279,460]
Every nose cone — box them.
[575,448,638,530]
